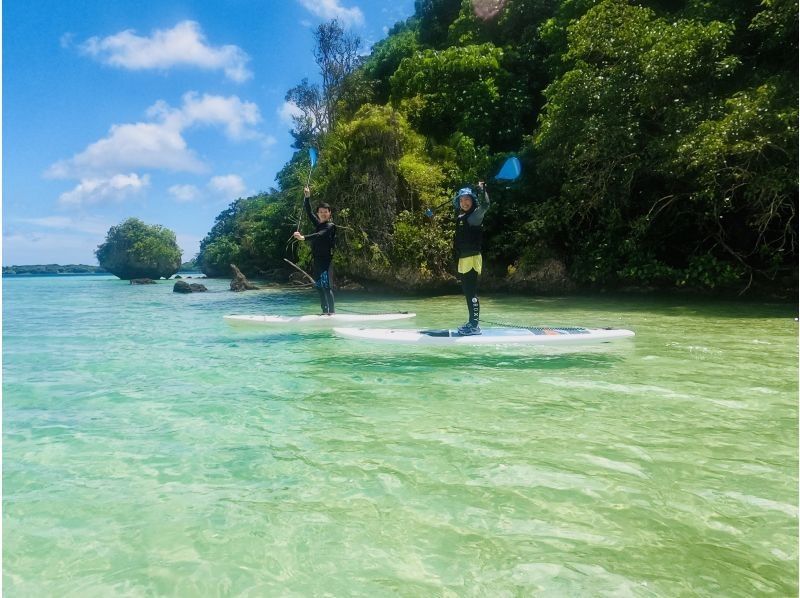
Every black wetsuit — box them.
[302,196,336,314]
[454,189,489,327]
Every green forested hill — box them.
[2,264,107,275]
[197,0,797,294]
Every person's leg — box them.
[313,262,329,313]
[459,270,481,334]
[317,287,328,313]
[324,265,335,314]
[461,269,480,328]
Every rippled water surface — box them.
[3,275,797,596]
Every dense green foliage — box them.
[199,0,797,293]
[197,191,295,277]
[2,264,106,275]
[179,259,200,272]
[96,218,182,280]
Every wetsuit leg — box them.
[322,265,335,314]
[313,261,335,314]
[461,269,480,326]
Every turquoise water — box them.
[3,275,797,596]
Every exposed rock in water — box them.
[174,275,182,279]
[230,264,259,292]
[173,280,208,293]
[288,272,313,286]
[337,277,367,291]
[130,278,156,285]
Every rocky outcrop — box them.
[173,281,208,293]
[130,278,156,285]
[230,264,259,292]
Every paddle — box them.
[306,146,318,187]
[494,155,521,182]
[425,156,521,217]
[296,146,319,233]
[283,258,316,286]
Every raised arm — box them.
[467,182,490,226]
[303,186,319,226]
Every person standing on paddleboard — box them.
[454,182,488,335]
[293,186,336,314]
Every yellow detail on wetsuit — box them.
[458,254,482,274]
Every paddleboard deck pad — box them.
[333,326,634,345]
[224,312,415,326]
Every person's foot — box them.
[457,323,481,335]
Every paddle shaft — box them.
[283,258,316,285]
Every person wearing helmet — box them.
[293,186,336,314]
[454,181,489,335]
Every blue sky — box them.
[3,0,415,266]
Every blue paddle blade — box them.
[309,147,318,168]
[495,156,521,181]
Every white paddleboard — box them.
[333,326,634,345]
[224,312,416,327]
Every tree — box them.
[284,20,362,151]
[95,218,182,280]
[197,193,294,277]
[415,0,462,48]
[202,0,796,293]
[363,27,419,104]
[313,20,362,134]
[199,236,242,277]
[674,78,798,286]
[314,104,454,284]
[390,43,530,149]
[285,78,327,149]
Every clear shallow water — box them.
[3,275,797,596]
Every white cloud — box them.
[60,32,75,48]
[297,0,365,27]
[57,173,150,207]
[208,175,246,200]
[149,92,262,140]
[16,216,111,236]
[47,93,262,179]
[4,218,201,266]
[3,232,101,266]
[80,20,252,82]
[169,184,201,203]
[48,123,203,178]
[277,100,303,125]
[261,135,278,150]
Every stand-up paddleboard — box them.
[224,312,415,327]
[333,326,634,345]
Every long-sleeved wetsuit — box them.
[454,189,490,327]
[302,196,336,314]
